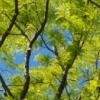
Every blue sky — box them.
[0,28,72,93]
[0,47,53,95]
[0,27,87,96]
[0,45,54,74]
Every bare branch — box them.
[19,0,49,99]
[88,0,100,8]
[0,73,14,97]
[56,36,85,99]
[0,0,19,48]
[40,33,55,54]
[3,12,30,42]
[40,34,65,70]
[0,0,19,98]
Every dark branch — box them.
[3,12,30,42]
[29,0,49,48]
[0,73,14,97]
[0,0,19,48]
[40,34,55,54]
[88,0,100,8]
[0,0,19,98]
[40,34,65,70]
[56,36,85,99]
[19,0,49,99]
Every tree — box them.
[0,0,100,100]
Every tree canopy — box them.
[0,0,100,100]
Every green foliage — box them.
[35,54,51,66]
[0,0,100,99]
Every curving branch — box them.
[40,34,65,70]
[0,0,19,48]
[0,0,19,98]
[56,35,85,99]
[0,73,14,97]
[19,0,49,99]
[88,0,100,8]
[40,33,55,54]
[2,12,30,42]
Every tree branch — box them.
[0,0,19,98]
[19,0,49,99]
[2,12,30,42]
[56,36,85,99]
[0,0,19,48]
[0,73,14,97]
[40,34,65,70]
[40,33,55,54]
[88,0,100,8]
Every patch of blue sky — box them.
[77,76,88,89]
[13,45,54,69]
[53,25,72,44]
[0,61,22,84]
